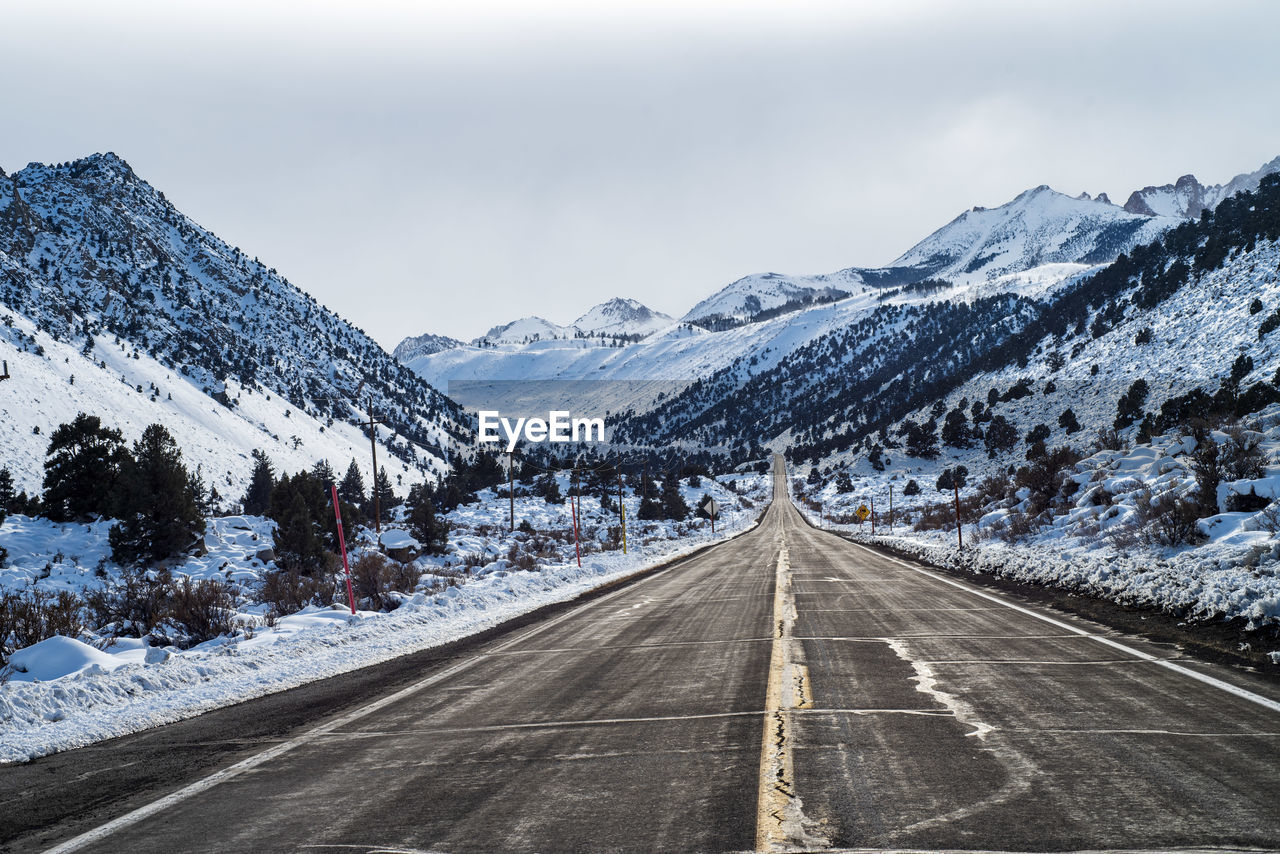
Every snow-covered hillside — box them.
[0,153,470,493]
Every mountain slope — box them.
[0,153,471,492]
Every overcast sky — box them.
[3,1,1278,346]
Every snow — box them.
[6,636,137,683]
[0,474,769,763]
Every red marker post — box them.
[331,484,357,615]
[570,493,582,567]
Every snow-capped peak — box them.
[392,332,465,362]
[572,298,673,337]
[1122,155,1280,219]
[890,183,1175,282]
[474,316,572,345]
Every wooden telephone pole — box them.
[618,469,627,554]
[360,394,384,543]
[508,452,516,533]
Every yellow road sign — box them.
[855,504,870,522]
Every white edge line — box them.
[40,566,675,854]
[847,541,1280,717]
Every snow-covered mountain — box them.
[400,165,1220,409]
[475,316,573,345]
[0,152,471,495]
[466,298,673,346]
[888,185,1177,283]
[573,297,673,337]
[615,171,1280,471]
[391,332,465,363]
[1123,155,1280,219]
[680,272,860,328]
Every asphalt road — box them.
[5,459,1280,853]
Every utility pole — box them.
[570,467,581,567]
[953,480,963,550]
[508,451,515,534]
[361,394,384,544]
[618,469,627,554]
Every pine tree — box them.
[941,408,971,448]
[636,469,663,520]
[1114,379,1150,430]
[0,467,15,522]
[371,466,398,523]
[270,479,328,574]
[406,483,449,554]
[109,424,206,564]
[936,465,968,493]
[661,474,689,520]
[984,415,1018,459]
[338,459,367,507]
[42,413,127,521]
[536,471,562,504]
[311,459,337,488]
[904,418,940,459]
[1058,408,1080,434]
[242,449,275,516]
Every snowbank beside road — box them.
[792,501,1280,662]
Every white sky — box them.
[3,0,1279,345]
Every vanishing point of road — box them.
[4,458,1280,853]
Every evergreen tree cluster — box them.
[35,413,206,564]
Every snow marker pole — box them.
[570,490,581,567]
[331,483,356,615]
[889,485,894,534]
[871,497,875,535]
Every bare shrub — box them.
[258,568,328,615]
[84,569,174,638]
[913,494,984,532]
[156,578,236,649]
[1254,502,1280,535]
[996,510,1041,543]
[0,589,86,664]
[1135,489,1207,547]
[351,552,418,610]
